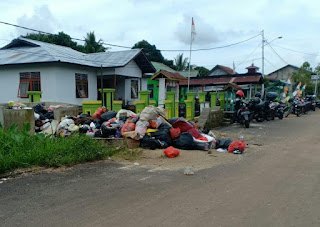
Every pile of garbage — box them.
[32,104,246,153]
[7,101,32,110]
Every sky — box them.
[0,0,320,74]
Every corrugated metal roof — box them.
[151,70,187,81]
[179,75,263,86]
[151,61,176,73]
[0,38,155,72]
[178,70,199,78]
[179,77,231,86]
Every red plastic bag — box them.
[228,140,246,153]
[170,128,181,139]
[121,122,136,134]
[148,120,158,129]
[93,107,106,119]
[164,146,180,158]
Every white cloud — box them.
[16,5,59,36]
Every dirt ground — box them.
[116,129,257,171]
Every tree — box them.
[194,66,210,77]
[292,62,313,95]
[174,53,189,71]
[132,40,164,63]
[24,31,107,53]
[24,32,85,52]
[84,32,106,53]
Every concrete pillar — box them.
[158,78,166,107]
[210,92,217,108]
[99,88,115,110]
[27,91,42,103]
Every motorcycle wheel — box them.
[244,120,250,128]
[279,112,283,120]
[284,109,291,118]
[296,109,302,117]
[256,116,264,122]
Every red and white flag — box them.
[233,61,236,74]
[191,17,196,42]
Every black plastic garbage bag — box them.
[173,132,194,150]
[168,117,179,124]
[100,111,117,122]
[150,123,172,145]
[44,111,54,119]
[80,113,90,118]
[101,123,116,137]
[93,119,101,129]
[193,139,210,151]
[140,135,162,150]
[215,138,233,149]
[33,104,47,114]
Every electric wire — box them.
[0,21,261,52]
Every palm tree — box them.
[84,32,106,53]
[174,53,189,71]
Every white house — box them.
[0,38,155,105]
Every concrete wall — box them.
[269,66,299,92]
[204,109,224,129]
[115,60,142,78]
[0,63,97,106]
[269,66,298,81]
[0,105,35,134]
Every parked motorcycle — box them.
[233,98,250,128]
[248,97,265,122]
[269,101,284,119]
[285,98,304,117]
[305,95,316,111]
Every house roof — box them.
[178,70,200,78]
[179,75,263,86]
[151,61,176,73]
[267,64,300,75]
[208,64,236,76]
[151,70,187,81]
[266,75,280,82]
[246,63,259,70]
[223,83,242,91]
[0,38,155,73]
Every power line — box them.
[266,42,289,65]
[264,57,277,69]
[0,20,260,52]
[236,43,261,67]
[272,44,320,57]
[160,34,261,52]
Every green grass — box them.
[0,124,120,174]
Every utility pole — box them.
[315,73,319,97]
[261,30,265,97]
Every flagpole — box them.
[188,34,192,92]
[188,17,195,93]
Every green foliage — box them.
[194,66,210,77]
[263,77,270,88]
[24,31,107,53]
[132,40,165,62]
[132,40,175,69]
[84,31,106,53]
[174,53,189,71]
[0,125,117,174]
[292,61,313,94]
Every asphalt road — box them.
[1,111,320,227]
